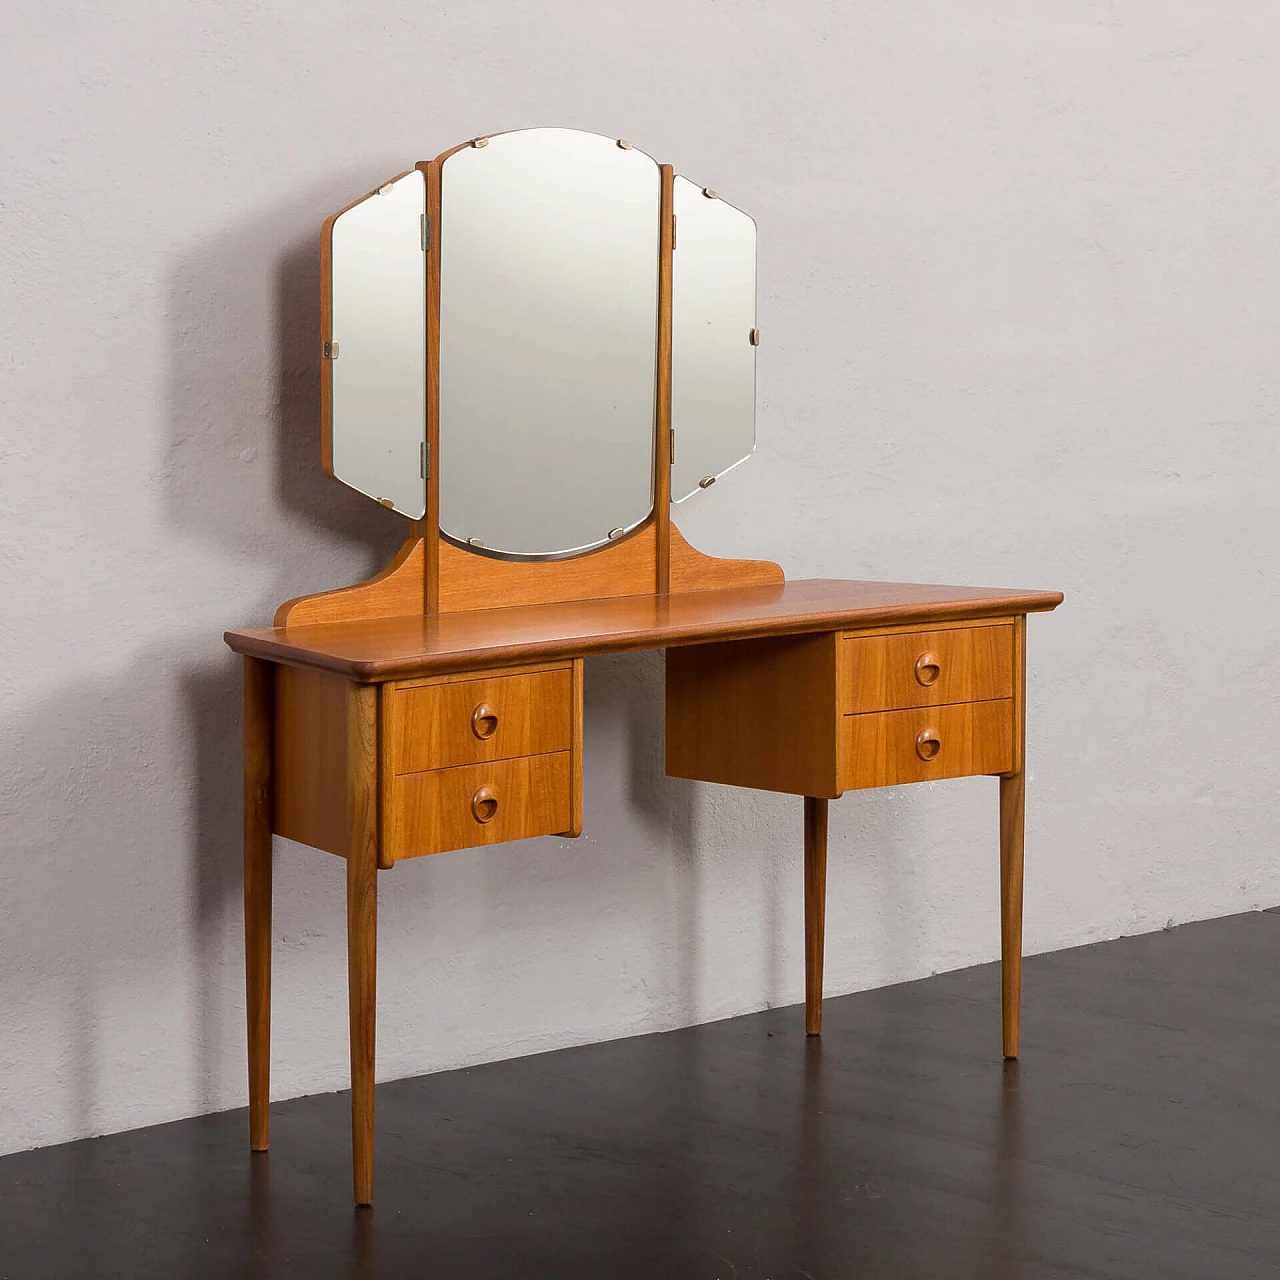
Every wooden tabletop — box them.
[224,577,1063,681]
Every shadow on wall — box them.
[167,174,408,1137]
[606,649,704,1021]
[0,172,406,1148]
[165,169,407,563]
[0,645,246,1147]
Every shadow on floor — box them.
[4,911,1280,1279]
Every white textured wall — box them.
[2,1,1278,1154]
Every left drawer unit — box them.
[382,661,583,861]
[270,660,584,865]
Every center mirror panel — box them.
[438,129,661,559]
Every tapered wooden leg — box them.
[243,657,274,1152]
[804,796,828,1036]
[999,770,1025,1060]
[346,682,379,1206]
[1001,616,1028,1061]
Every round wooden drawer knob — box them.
[471,785,499,824]
[471,702,499,740]
[914,653,942,687]
[915,728,941,762]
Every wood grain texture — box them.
[839,700,1014,791]
[667,524,783,593]
[803,796,828,1037]
[421,157,441,614]
[666,633,841,798]
[388,666,573,773]
[1009,614,1026,777]
[1001,615,1028,1059]
[841,624,1014,713]
[654,164,674,594]
[319,212,334,484]
[227,579,1063,683]
[565,658,584,837]
[272,665,350,856]
[349,520,783,616]
[242,657,273,1153]
[345,682,379,1205]
[1000,770,1025,1061]
[387,752,572,861]
[274,538,425,629]
[832,615,1018,639]
[437,523,659,614]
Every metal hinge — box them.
[322,341,339,359]
[421,214,430,251]
[671,213,677,250]
[670,428,675,463]
[421,440,430,479]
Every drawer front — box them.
[389,753,572,859]
[391,667,573,774]
[840,700,1013,790]
[842,625,1013,713]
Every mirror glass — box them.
[438,129,660,558]
[670,177,757,503]
[328,169,427,519]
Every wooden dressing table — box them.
[224,129,1062,1204]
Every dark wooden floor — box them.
[4,911,1280,1279]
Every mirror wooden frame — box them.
[298,135,782,624]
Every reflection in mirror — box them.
[439,129,660,559]
[327,170,427,519]
[670,177,757,504]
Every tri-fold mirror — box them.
[321,128,758,560]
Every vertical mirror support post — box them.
[654,163,674,594]
[417,157,443,616]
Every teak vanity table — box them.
[223,129,1062,1205]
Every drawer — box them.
[388,752,573,858]
[840,700,1013,790]
[390,666,573,773]
[841,625,1013,713]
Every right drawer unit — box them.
[839,624,1016,791]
